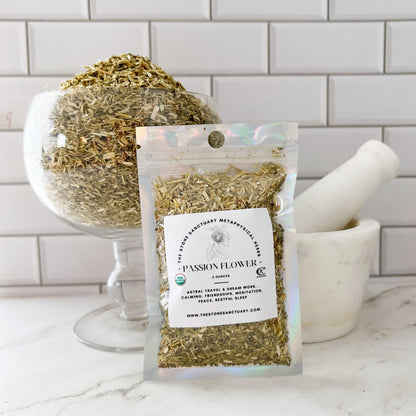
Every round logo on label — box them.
[256,267,266,277]
[174,273,186,286]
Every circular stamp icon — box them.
[174,273,186,286]
[256,267,266,277]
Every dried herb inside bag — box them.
[138,123,302,380]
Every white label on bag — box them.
[164,208,278,328]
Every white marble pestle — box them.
[294,140,400,233]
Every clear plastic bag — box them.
[137,122,301,380]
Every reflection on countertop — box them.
[1,277,415,416]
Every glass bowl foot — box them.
[73,303,148,353]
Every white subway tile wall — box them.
[0,237,39,286]
[0,22,27,74]
[0,0,89,20]
[329,75,416,125]
[381,228,416,275]
[212,0,327,21]
[0,285,100,297]
[360,179,416,226]
[330,0,416,20]
[298,128,382,177]
[29,22,149,75]
[0,77,63,129]
[174,76,211,96]
[214,76,326,125]
[0,0,414,295]
[90,0,210,20]
[151,22,268,74]
[39,235,114,284]
[0,131,27,183]
[0,185,78,235]
[384,127,416,175]
[386,22,416,73]
[270,23,384,74]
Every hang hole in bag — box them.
[208,131,225,148]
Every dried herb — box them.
[153,163,291,368]
[41,54,220,229]
[60,54,186,90]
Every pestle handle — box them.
[294,140,400,233]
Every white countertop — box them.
[1,277,415,416]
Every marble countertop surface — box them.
[1,277,415,416]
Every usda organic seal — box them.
[174,273,186,286]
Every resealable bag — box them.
[137,122,302,380]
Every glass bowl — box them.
[23,86,221,352]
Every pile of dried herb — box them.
[41,54,220,229]
[60,54,186,90]
[153,163,291,368]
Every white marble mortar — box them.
[297,218,380,343]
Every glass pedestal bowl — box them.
[23,86,220,352]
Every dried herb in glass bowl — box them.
[38,54,220,232]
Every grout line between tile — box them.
[383,21,387,73]
[382,225,416,229]
[379,227,383,275]
[267,22,271,74]
[0,74,74,78]
[298,124,416,128]
[0,182,32,186]
[0,233,86,238]
[297,176,322,181]
[312,123,416,128]
[385,175,416,179]
[3,124,416,131]
[297,174,414,180]
[148,21,152,59]
[0,182,31,186]
[0,128,24,132]
[2,18,416,23]
[0,283,104,288]
[326,75,330,126]
[3,72,416,78]
[371,273,416,278]
[87,0,92,20]
[36,236,44,285]
[173,73,416,77]
[8,277,415,286]
[25,21,30,75]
